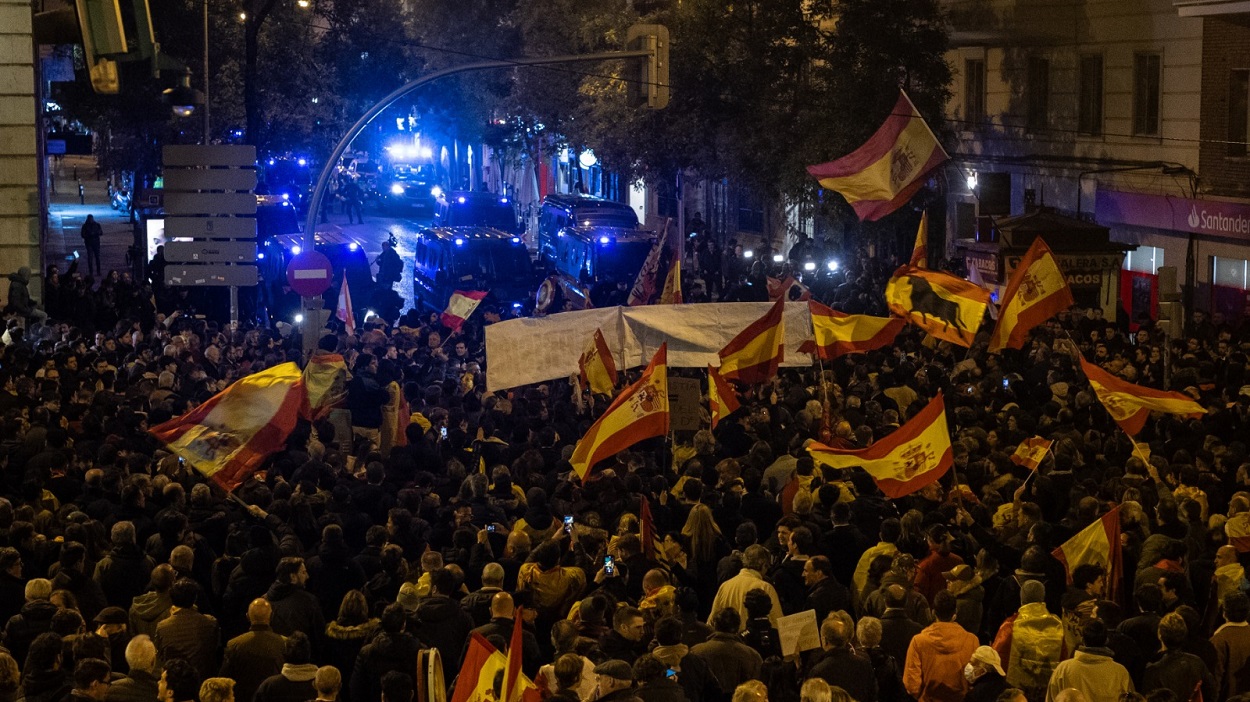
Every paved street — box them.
[47,156,444,314]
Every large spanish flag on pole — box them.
[570,344,670,479]
[1053,507,1122,603]
[451,632,542,702]
[151,363,306,492]
[910,212,929,268]
[1079,356,1206,435]
[708,364,740,429]
[807,91,949,221]
[885,266,990,347]
[806,393,953,499]
[579,328,618,396]
[718,298,785,385]
[803,301,905,360]
[988,238,1074,352]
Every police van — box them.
[412,226,538,314]
[534,194,654,313]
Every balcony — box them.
[1174,0,1250,16]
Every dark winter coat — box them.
[411,596,473,685]
[808,646,880,702]
[350,631,422,702]
[265,581,325,654]
[3,599,58,666]
[220,623,287,702]
[93,543,156,609]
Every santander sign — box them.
[1096,189,1250,240]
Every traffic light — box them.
[626,24,670,110]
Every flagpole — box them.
[899,89,950,160]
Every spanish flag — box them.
[804,301,905,360]
[1009,436,1052,471]
[718,298,785,385]
[910,212,929,268]
[450,632,542,702]
[885,266,990,347]
[443,289,489,332]
[579,328,618,396]
[807,393,953,499]
[768,276,812,303]
[708,364,740,429]
[301,352,348,420]
[151,363,306,491]
[1053,506,1122,603]
[988,238,1074,352]
[570,344,669,479]
[640,499,666,564]
[1079,356,1206,435]
[807,91,949,221]
[660,259,683,304]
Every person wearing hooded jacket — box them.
[129,565,175,640]
[351,604,421,702]
[1044,619,1132,702]
[410,568,473,687]
[992,580,1065,700]
[903,591,978,702]
[306,525,366,622]
[93,521,155,609]
[253,633,318,702]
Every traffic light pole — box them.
[300,49,655,250]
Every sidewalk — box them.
[46,155,135,278]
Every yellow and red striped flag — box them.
[1053,506,1122,603]
[708,364,740,429]
[885,266,990,347]
[767,276,812,303]
[718,298,784,385]
[451,632,542,702]
[442,289,489,332]
[988,238,1074,352]
[807,91,949,221]
[1009,436,1052,471]
[640,499,666,564]
[150,363,306,492]
[910,212,929,268]
[578,328,618,396]
[1079,356,1206,436]
[660,259,683,304]
[1227,511,1250,553]
[807,393,953,499]
[300,352,348,420]
[570,344,670,479]
[802,301,905,360]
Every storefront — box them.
[952,208,1132,319]
[1096,189,1250,324]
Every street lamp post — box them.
[202,0,210,143]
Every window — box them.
[1231,69,1250,157]
[1078,54,1104,136]
[1123,246,1164,275]
[1213,256,1249,290]
[964,59,986,127]
[1027,57,1049,133]
[1133,53,1162,136]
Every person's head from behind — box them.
[1225,592,1250,624]
[712,607,741,634]
[73,658,111,700]
[996,690,1028,702]
[25,577,51,603]
[801,679,832,702]
[198,678,234,702]
[284,632,312,666]
[933,590,958,622]
[169,578,199,609]
[314,666,341,701]
[553,653,583,692]
[247,598,272,626]
[158,658,200,702]
[380,603,407,634]
[379,671,412,702]
[125,635,157,674]
[0,651,17,693]
[732,680,768,702]
[743,589,773,620]
[820,617,849,650]
[1157,612,1187,650]
[742,544,771,573]
[27,632,63,673]
[856,617,882,649]
[1080,618,1108,648]
[336,590,369,626]
[631,655,666,685]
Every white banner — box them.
[485,302,816,391]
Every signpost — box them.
[287,251,334,356]
[161,145,258,328]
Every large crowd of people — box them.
[0,249,1248,702]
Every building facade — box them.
[941,0,1250,325]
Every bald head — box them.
[642,569,669,592]
[248,598,272,625]
[490,592,515,619]
[481,563,504,588]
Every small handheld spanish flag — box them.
[708,364,740,429]
[1009,436,1053,471]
